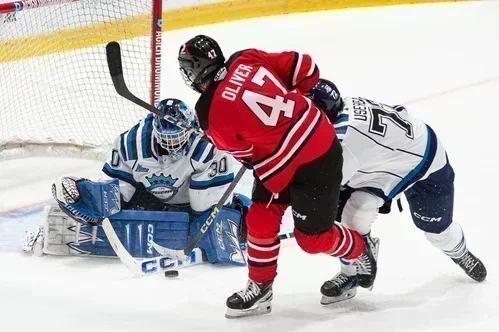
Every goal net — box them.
[0,0,162,161]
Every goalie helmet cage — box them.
[0,0,162,161]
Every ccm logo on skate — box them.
[292,209,307,220]
[413,212,442,223]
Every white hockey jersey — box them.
[335,96,448,201]
[100,114,234,213]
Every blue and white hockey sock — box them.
[425,221,467,259]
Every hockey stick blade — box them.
[106,42,159,114]
[105,41,210,142]
[151,241,186,261]
[151,165,247,261]
[105,41,123,77]
[101,218,204,277]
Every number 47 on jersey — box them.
[241,67,296,127]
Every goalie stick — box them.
[101,217,295,277]
[101,218,204,277]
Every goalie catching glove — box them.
[52,176,121,225]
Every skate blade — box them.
[321,287,357,305]
[225,301,272,319]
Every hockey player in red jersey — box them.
[177,35,379,318]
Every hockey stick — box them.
[105,41,210,143]
[151,165,247,261]
[101,218,205,277]
[102,215,295,277]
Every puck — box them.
[164,270,179,278]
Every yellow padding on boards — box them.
[0,0,470,63]
[164,0,468,30]
[0,13,151,63]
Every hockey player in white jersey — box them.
[306,79,487,304]
[23,98,250,268]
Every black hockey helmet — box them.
[307,78,344,121]
[178,35,225,93]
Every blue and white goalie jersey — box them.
[100,114,234,213]
[336,97,448,201]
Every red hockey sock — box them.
[247,235,281,283]
[294,222,364,259]
[245,202,287,283]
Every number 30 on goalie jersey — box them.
[100,113,235,213]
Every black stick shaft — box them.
[183,165,247,255]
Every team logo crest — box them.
[145,173,180,202]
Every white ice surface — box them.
[1,2,499,331]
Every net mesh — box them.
[0,0,159,160]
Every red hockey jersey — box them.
[195,49,336,193]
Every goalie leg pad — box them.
[191,206,247,266]
[40,206,191,258]
[106,210,191,258]
[42,205,95,256]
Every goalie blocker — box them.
[23,178,249,267]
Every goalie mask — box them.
[153,98,195,159]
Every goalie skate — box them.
[225,280,273,319]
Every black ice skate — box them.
[320,272,358,305]
[225,280,273,319]
[357,235,380,290]
[452,250,487,282]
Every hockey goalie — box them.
[22,98,250,269]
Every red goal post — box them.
[0,0,162,161]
